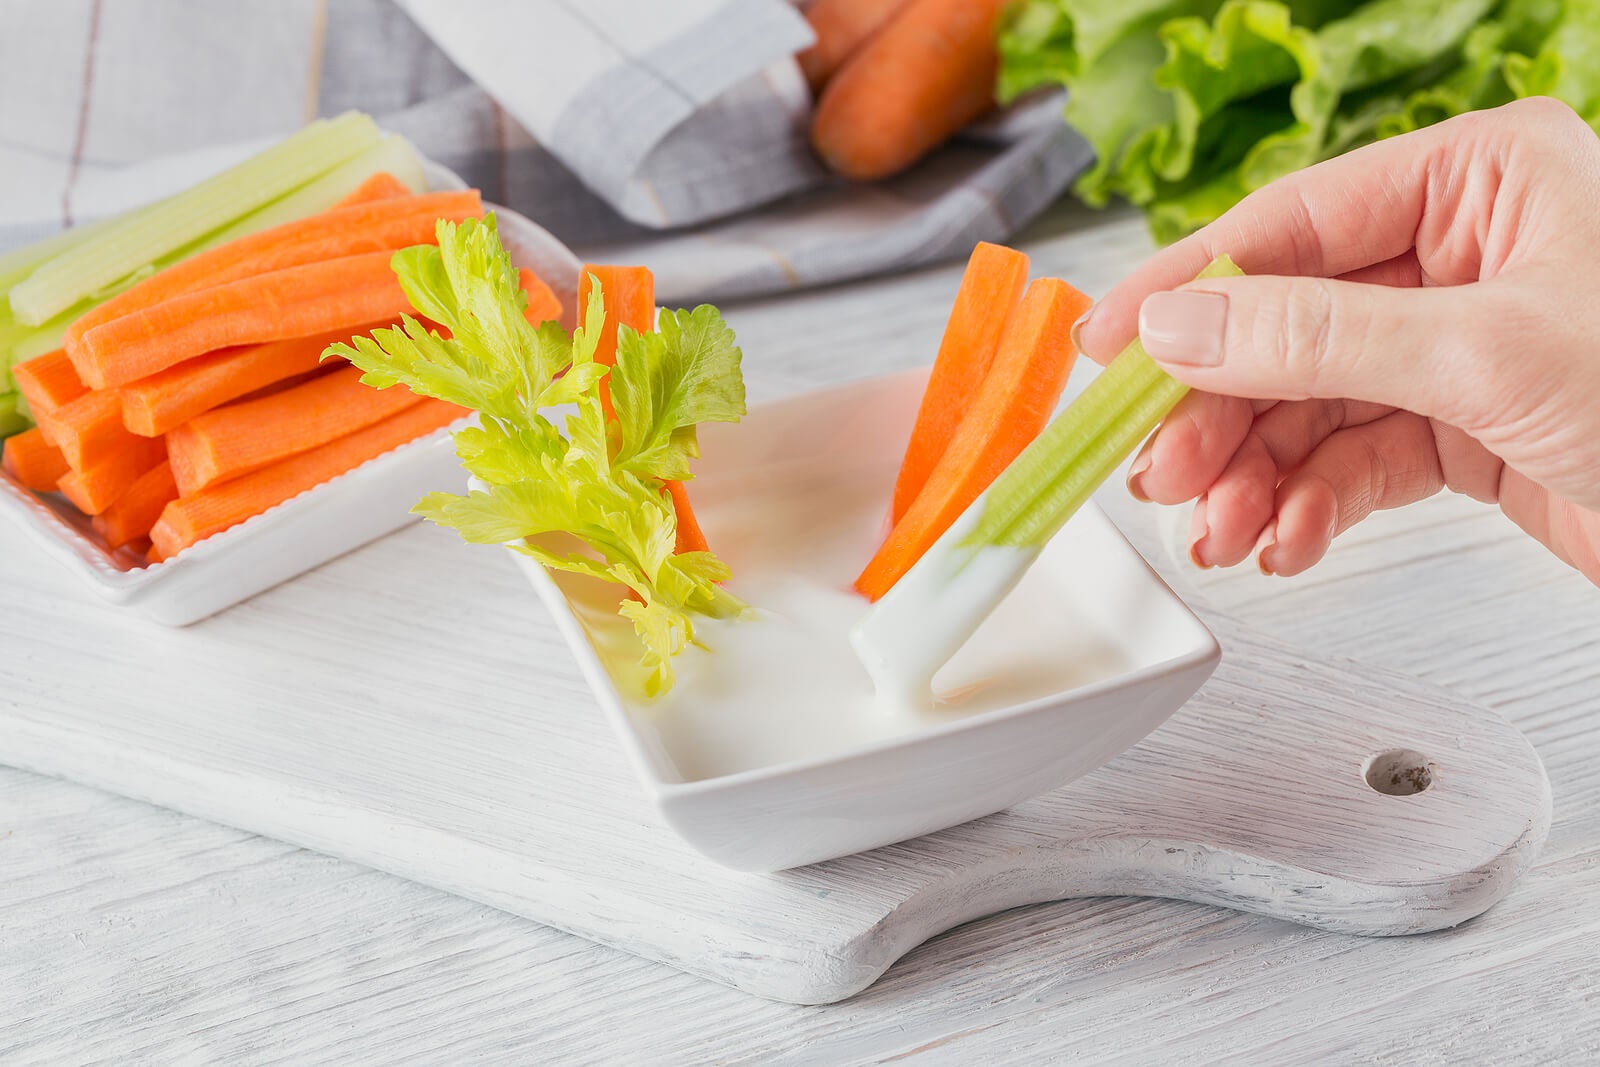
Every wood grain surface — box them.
[3,207,1598,1062]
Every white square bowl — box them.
[510,369,1221,872]
[0,167,581,626]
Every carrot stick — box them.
[75,251,414,389]
[55,434,167,515]
[578,264,710,556]
[336,171,411,206]
[33,389,149,471]
[10,348,87,416]
[166,364,426,496]
[149,398,467,558]
[855,276,1090,600]
[666,480,710,554]
[119,321,393,437]
[519,267,562,325]
[798,0,911,92]
[890,242,1029,524]
[811,0,1006,181]
[62,189,481,365]
[92,461,178,549]
[578,264,655,421]
[1,427,70,492]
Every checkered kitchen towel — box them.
[0,0,1091,303]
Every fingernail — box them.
[1187,496,1211,568]
[1255,519,1279,576]
[1139,291,1227,367]
[1069,307,1094,356]
[1127,451,1152,502]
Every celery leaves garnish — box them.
[329,215,748,695]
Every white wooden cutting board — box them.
[0,494,1550,1004]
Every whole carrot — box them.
[797,0,911,93]
[811,0,1007,181]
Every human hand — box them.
[1073,97,1600,585]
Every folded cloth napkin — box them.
[0,0,1090,303]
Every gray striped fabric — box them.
[0,0,1091,303]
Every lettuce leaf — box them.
[329,216,748,696]
[1001,0,1600,242]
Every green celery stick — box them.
[9,111,381,325]
[0,392,27,439]
[968,254,1243,549]
[0,214,122,294]
[206,134,428,247]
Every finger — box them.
[1338,249,1423,288]
[1127,391,1255,505]
[1246,397,1396,474]
[1188,433,1280,568]
[1137,274,1502,427]
[1261,411,1444,577]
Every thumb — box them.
[1136,275,1502,425]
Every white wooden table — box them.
[4,206,1598,1064]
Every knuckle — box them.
[1270,278,1338,395]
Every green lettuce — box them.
[330,215,748,695]
[1000,0,1600,242]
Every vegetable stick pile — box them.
[855,242,1091,599]
[0,118,566,565]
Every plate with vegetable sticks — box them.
[0,114,579,624]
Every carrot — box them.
[889,242,1029,523]
[74,251,414,389]
[55,434,167,515]
[336,171,411,205]
[578,263,711,556]
[578,264,655,421]
[166,365,425,496]
[855,276,1090,600]
[519,267,562,325]
[92,461,178,549]
[119,322,393,438]
[811,0,1006,181]
[666,480,710,554]
[149,398,467,558]
[62,189,481,366]
[10,348,87,416]
[797,0,911,92]
[33,389,147,471]
[1,427,70,492]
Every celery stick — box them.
[8,111,380,325]
[206,134,428,247]
[852,255,1243,706]
[0,213,121,293]
[9,318,70,365]
[0,393,27,439]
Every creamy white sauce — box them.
[554,460,1137,783]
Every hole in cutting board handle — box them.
[1364,749,1435,796]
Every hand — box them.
[1073,97,1600,585]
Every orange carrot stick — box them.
[666,480,710,554]
[166,365,425,496]
[1,427,70,492]
[119,322,393,438]
[890,242,1029,523]
[55,434,168,515]
[149,398,467,558]
[519,267,562,325]
[798,0,912,92]
[92,461,178,549]
[33,389,146,471]
[855,276,1090,600]
[336,171,411,205]
[10,349,87,417]
[811,0,1006,181]
[62,189,481,365]
[75,251,415,389]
